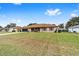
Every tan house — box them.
[16,26,22,32]
[7,24,58,32]
[22,24,58,32]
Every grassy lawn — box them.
[0,32,12,34]
[0,32,79,56]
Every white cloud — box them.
[12,3,22,5]
[7,17,22,23]
[45,9,62,16]
[70,13,78,17]
[17,19,21,23]
[13,19,21,23]
[57,12,62,15]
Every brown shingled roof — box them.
[23,24,57,29]
[16,26,22,29]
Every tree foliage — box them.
[4,23,16,32]
[5,23,16,28]
[27,23,37,26]
[0,26,3,31]
[66,17,79,29]
[58,23,64,28]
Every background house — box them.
[68,25,79,33]
[16,26,22,32]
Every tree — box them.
[58,24,64,28]
[0,26,3,31]
[27,23,37,26]
[9,23,16,28]
[5,24,10,28]
[4,23,16,32]
[66,16,79,29]
[5,23,16,28]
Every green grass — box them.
[0,32,11,34]
[0,32,79,56]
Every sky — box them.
[0,3,79,26]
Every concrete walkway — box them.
[0,32,20,36]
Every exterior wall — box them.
[39,28,49,32]
[1,30,6,32]
[28,29,31,32]
[40,28,43,32]
[46,28,56,32]
[14,29,18,32]
[68,27,79,33]
[8,28,17,32]
[20,29,22,32]
[27,27,57,32]
[68,25,79,33]
[68,28,73,32]
[40,27,56,32]
[8,28,13,32]
[53,28,57,32]
[46,28,50,32]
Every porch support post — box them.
[40,28,43,32]
[46,28,50,32]
[28,29,31,32]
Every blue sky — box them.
[0,3,79,26]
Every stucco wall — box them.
[27,27,56,32]
[8,28,17,32]
[68,28,79,33]
[28,29,31,32]
[40,28,56,32]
